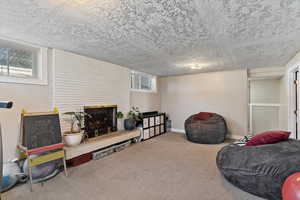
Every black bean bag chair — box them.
[216,140,300,200]
[184,112,227,144]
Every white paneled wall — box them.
[249,79,282,135]
[52,49,130,132]
[250,79,280,104]
[252,106,280,133]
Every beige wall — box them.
[160,69,248,137]
[130,81,161,112]
[0,49,52,161]
[130,91,161,112]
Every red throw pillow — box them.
[194,112,213,120]
[245,130,291,146]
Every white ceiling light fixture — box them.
[178,61,215,70]
[190,65,204,70]
[73,0,89,5]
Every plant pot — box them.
[71,123,81,133]
[63,131,84,147]
[124,119,136,130]
[117,119,124,130]
[166,120,172,132]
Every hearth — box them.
[84,105,117,138]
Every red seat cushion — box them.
[194,112,213,120]
[245,130,291,146]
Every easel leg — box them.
[63,157,68,177]
[28,166,33,192]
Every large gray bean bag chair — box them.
[184,112,227,144]
[216,140,300,200]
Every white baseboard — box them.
[170,128,243,140]
[226,134,243,140]
[171,128,185,133]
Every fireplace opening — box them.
[84,105,117,138]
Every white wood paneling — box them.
[250,105,280,135]
[52,49,130,132]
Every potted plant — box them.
[165,113,171,132]
[63,111,90,146]
[116,111,124,130]
[124,107,141,130]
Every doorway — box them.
[294,70,298,139]
[289,67,300,139]
[248,78,282,135]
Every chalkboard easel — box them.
[18,110,67,191]
[20,112,62,149]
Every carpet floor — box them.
[3,132,264,200]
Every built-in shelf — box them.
[64,129,140,160]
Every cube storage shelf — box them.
[141,112,166,140]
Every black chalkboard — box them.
[22,113,62,149]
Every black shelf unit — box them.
[140,112,166,140]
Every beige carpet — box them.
[3,132,264,200]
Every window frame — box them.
[0,37,48,85]
[130,71,157,93]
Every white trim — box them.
[130,70,157,93]
[130,88,157,93]
[170,128,242,140]
[226,134,243,140]
[249,103,281,107]
[171,128,244,140]
[51,49,56,109]
[288,64,300,139]
[248,76,283,135]
[0,35,42,49]
[247,76,251,137]
[248,67,285,80]
[249,103,253,134]
[171,128,185,133]
[0,37,48,85]
[248,103,281,135]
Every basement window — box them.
[0,38,47,85]
[130,71,157,92]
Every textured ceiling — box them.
[0,0,300,76]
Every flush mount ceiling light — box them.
[190,64,204,70]
[72,0,89,4]
[68,0,120,10]
[179,61,215,70]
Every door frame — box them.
[288,64,300,139]
[247,67,286,135]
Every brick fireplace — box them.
[84,105,117,138]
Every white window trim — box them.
[0,37,48,85]
[130,88,157,93]
[130,71,157,93]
